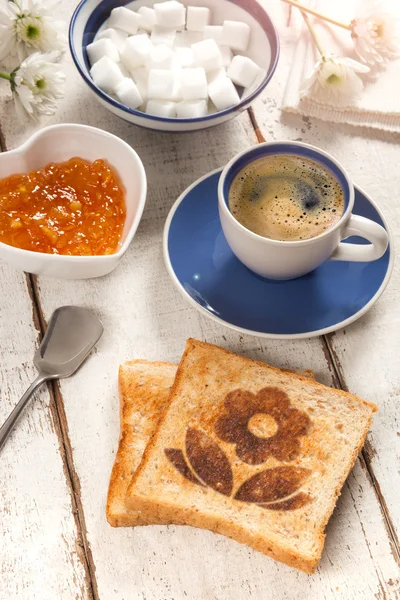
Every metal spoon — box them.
[0,306,103,451]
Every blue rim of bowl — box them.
[69,0,280,124]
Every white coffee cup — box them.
[218,141,389,280]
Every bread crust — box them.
[106,360,177,527]
[125,339,376,573]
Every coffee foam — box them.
[228,154,344,241]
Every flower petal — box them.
[12,51,65,119]
[164,448,205,486]
[270,435,301,462]
[258,492,313,511]
[255,387,290,417]
[214,414,246,443]
[186,428,233,496]
[277,407,311,436]
[234,466,311,504]
[13,93,30,122]
[223,389,257,419]
[351,9,399,66]
[235,433,272,465]
[301,55,367,107]
[342,57,370,73]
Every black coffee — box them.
[228,154,345,241]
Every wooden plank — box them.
[32,254,400,599]
[250,0,400,576]
[255,0,400,548]
[0,266,91,599]
[1,0,399,597]
[324,168,400,545]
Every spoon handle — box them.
[0,375,48,451]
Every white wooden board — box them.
[0,0,399,598]
[251,0,400,559]
[0,266,90,600]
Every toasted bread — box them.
[107,361,314,527]
[126,339,377,573]
[106,360,177,527]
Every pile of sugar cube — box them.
[87,1,265,118]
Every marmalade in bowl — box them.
[0,157,126,256]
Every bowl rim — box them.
[0,123,147,263]
[69,0,280,124]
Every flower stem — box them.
[301,11,325,56]
[281,0,351,31]
[0,72,11,81]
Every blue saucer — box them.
[164,169,393,339]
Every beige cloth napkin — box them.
[282,0,400,132]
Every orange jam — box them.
[0,157,126,256]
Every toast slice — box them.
[126,339,377,573]
[106,360,177,527]
[107,361,314,527]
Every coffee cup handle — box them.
[330,215,388,262]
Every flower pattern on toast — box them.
[165,428,233,496]
[164,387,313,512]
[234,466,311,504]
[214,387,311,465]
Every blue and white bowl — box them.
[69,0,279,132]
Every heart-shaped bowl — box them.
[0,123,146,279]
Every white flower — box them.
[351,4,399,66]
[12,51,65,120]
[0,0,67,61]
[300,54,370,107]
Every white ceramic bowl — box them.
[69,0,279,132]
[0,123,146,279]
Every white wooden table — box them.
[1,1,400,598]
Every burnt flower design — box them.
[214,387,311,465]
[164,387,313,512]
[165,428,233,496]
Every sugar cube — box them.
[151,25,176,47]
[191,38,223,72]
[244,68,266,97]
[115,77,143,108]
[170,75,183,100]
[86,38,119,65]
[208,76,240,110]
[175,46,195,68]
[148,68,175,99]
[108,7,140,35]
[176,99,208,118]
[120,35,152,70]
[148,43,175,69]
[221,20,251,51]
[131,67,149,103]
[146,100,177,117]
[208,98,218,113]
[220,45,233,67]
[181,67,208,100]
[207,67,226,84]
[186,7,210,32]
[90,56,124,93]
[97,27,128,51]
[227,55,261,88]
[174,30,202,47]
[137,6,156,32]
[154,1,185,28]
[203,25,223,44]
[119,63,131,78]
